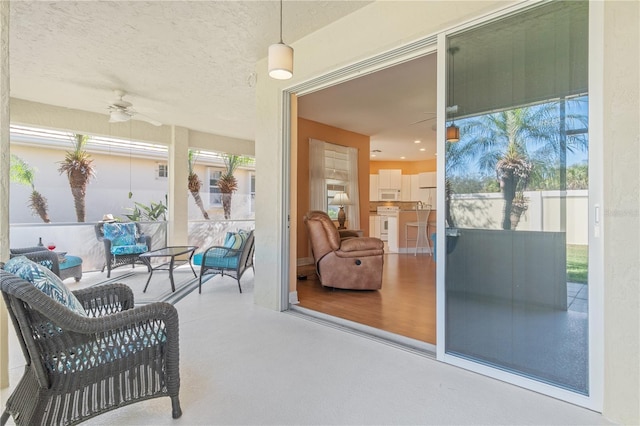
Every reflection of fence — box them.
[9,219,255,273]
[451,190,588,245]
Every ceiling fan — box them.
[409,111,437,126]
[107,89,162,126]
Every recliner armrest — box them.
[339,237,384,252]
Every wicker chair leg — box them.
[171,396,182,419]
[1,410,10,426]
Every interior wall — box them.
[296,118,370,261]
[370,159,436,174]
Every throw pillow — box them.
[103,222,137,246]
[3,256,87,316]
[223,231,247,250]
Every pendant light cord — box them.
[279,0,283,43]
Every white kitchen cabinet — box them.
[369,215,381,239]
[401,175,412,201]
[379,169,402,189]
[369,174,379,201]
[387,216,399,253]
[418,171,436,188]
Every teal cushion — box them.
[59,255,82,270]
[103,222,137,246]
[111,243,148,256]
[193,249,240,269]
[48,326,166,373]
[3,256,86,316]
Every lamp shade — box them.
[446,123,460,142]
[268,42,294,80]
[330,192,351,206]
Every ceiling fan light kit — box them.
[107,89,162,126]
[109,109,130,123]
[268,0,293,80]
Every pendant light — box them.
[268,0,293,80]
[446,46,460,142]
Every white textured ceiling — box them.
[9,0,371,139]
[10,1,435,161]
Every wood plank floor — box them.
[296,253,436,344]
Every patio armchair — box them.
[193,229,255,294]
[10,246,83,282]
[304,210,384,290]
[95,221,151,277]
[0,258,181,426]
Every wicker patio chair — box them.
[95,222,152,278]
[0,269,182,425]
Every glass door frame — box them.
[434,1,604,412]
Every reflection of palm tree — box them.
[188,150,209,220]
[58,134,95,222]
[450,102,587,229]
[218,154,251,219]
[10,154,51,223]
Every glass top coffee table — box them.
[139,246,198,292]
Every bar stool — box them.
[405,204,431,256]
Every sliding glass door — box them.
[443,1,590,395]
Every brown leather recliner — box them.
[304,210,384,290]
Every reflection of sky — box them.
[449,95,589,176]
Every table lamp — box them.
[330,192,351,229]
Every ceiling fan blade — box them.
[409,116,437,126]
[134,113,162,127]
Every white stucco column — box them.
[168,125,189,245]
[0,0,10,389]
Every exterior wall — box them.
[600,1,640,423]
[255,0,639,423]
[296,118,370,261]
[451,190,588,245]
[9,144,254,224]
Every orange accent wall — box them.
[297,118,370,260]
[369,159,436,174]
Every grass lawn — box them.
[567,244,588,284]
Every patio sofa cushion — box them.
[3,256,86,316]
[103,222,138,246]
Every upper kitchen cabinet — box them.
[418,172,436,188]
[379,169,402,189]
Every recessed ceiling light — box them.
[371,154,377,158]
[400,156,406,159]
[420,148,426,152]
[414,140,421,144]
